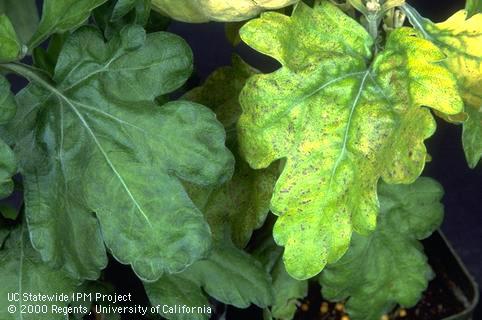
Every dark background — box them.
[7,0,482,318]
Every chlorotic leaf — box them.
[0,0,39,44]
[0,75,16,199]
[254,233,308,320]
[319,178,444,320]
[0,224,78,320]
[28,0,107,48]
[184,56,278,247]
[145,241,273,320]
[238,1,463,279]
[0,14,21,62]
[9,25,234,281]
[151,0,298,23]
[403,5,482,168]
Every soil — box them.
[293,272,466,320]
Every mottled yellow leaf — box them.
[238,2,463,279]
[404,5,482,167]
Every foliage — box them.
[403,4,482,168]
[319,177,444,320]
[151,0,298,23]
[0,1,478,320]
[238,1,461,280]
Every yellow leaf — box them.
[404,5,482,167]
[238,2,462,279]
[151,0,298,22]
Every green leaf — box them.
[145,274,210,320]
[8,26,234,281]
[319,178,444,320]
[0,215,11,245]
[94,0,154,40]
[0,203,19,220]
[403,5,482,168]
[0,75,16,199]
[0,0,39,44]
[29,0,107,49]
[466,0,482,17]
[238,1,463,280]
[184,56,278,247]
[151,0,298,23]
[0,75,15,123]
[145,241,273,320]
[112,0,150,23]
[254,233,308,320]
[0,14,21,62]
[32,33,68,77]
[0,224,78,320]
[0,133,15,200]
[463,106,482,167]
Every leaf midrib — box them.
[12,63,153,226]
[328,71,370,190]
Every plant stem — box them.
[0,62,55,90]
[367,16,379,41]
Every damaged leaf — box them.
[238,1,462,279]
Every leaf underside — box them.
[238,1,462,279]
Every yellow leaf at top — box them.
[432,11,482,107]
[404,5,482,167]
[238,2,463,280]
[151,0,298,23]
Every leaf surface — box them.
[9,25,234,281]
[0,0,39,44]
[184,56,278,247]
[404,5,482,167]
[0,75,16,199]
[466,0,482,17]
[151,0,298,22]
[29,0,107,48]
[319,178,444,320]
[71,281,121,320]
[93,0,156,40]
[254,232,308,320]
[238,1,463,279]
[0,14,21,62]
[145,241,273,320]
[0,224,78,320]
